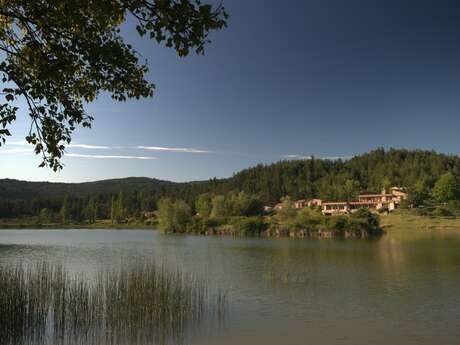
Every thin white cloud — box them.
[284,154,353,161]
[137,146,210,154]
[0,148,32,154]
[9,141,112,150]
[8,140,29,146]
[66,153,157,160]
[9,141,210,154]
[67,144,111,149]
[322,156,353,161]
[283,154,311,160]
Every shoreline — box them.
[0,221,153,230]
[2,212,460,234]
[380,212,460,232]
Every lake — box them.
[1,229,460,345]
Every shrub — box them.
[186,216,206,233]
[431,207,454,218]
[447,200,460,213]
[186,216,229,233]
[295,208,322,230]
[230,217,267,236]
[207,217,229,227]
[274,197,297,225]
[323,216,349,231]
[349,208,380,231]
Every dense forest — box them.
[1,148,460,222]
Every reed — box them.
[0,261,226,345]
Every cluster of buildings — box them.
[271,187,408,215]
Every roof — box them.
[349,201,378,206]
[322,201,386,206]
[358,194,393,197]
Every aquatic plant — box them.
[0,261,226,345]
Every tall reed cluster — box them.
[0,261,226,345]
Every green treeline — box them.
[1,149,460,225]
[0,191,157,225]
[223,148,460,202]
[156,192,264,232]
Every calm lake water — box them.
[1,229,460,345]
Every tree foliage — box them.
[274,196,296,225]
[111,191,126,223]
[432,172,460,203]
[157,197,191,233]
[195,193,212,218]
[60,196,70,224]
[0,0,227,169]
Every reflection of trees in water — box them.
[372,231,460,298]
[0,261,226,345]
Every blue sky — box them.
[1,0,460,182]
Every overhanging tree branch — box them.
[0,0,227,170]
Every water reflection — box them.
[1,229,460,345]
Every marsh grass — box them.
[0,261,226,345]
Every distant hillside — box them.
[221,148,460,202]
[0,177,178,200]
[1,148,460,205]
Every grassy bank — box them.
[0,218,156,230]
[3,210,460,235]
[381,209,460,232]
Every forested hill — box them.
[0,177,178,200]
[222,148,460,202]
[1,149,460,205]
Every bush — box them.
[206,217,229,227]
[447,200,460,213]
[349,209,380,231]
[295,208,322,230]
[323,216,349,231]
[431,207,454,218]
[186,216,229,233]
[186,216,206,233]
[274,197,297,225]
[230,217,267,236]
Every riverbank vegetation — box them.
[0,261,226,345]
[156,194,382,238]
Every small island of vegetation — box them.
[156,193,382,238]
